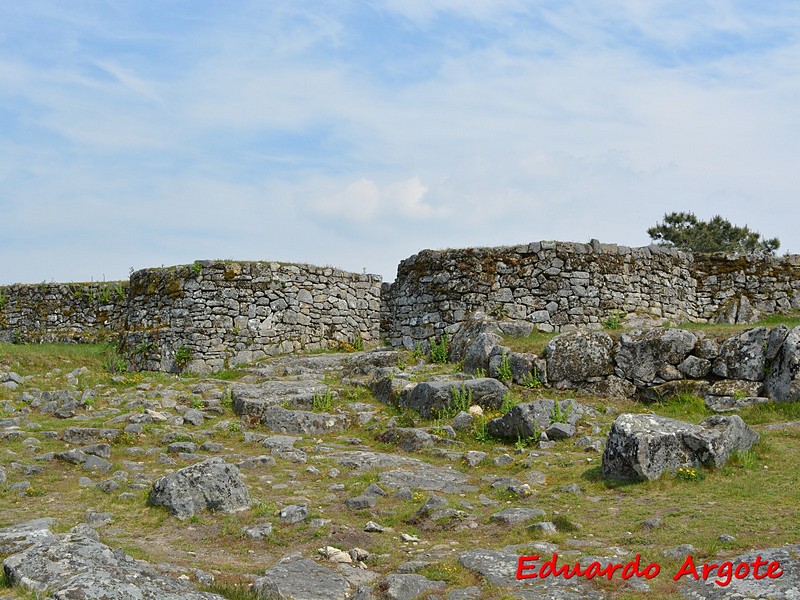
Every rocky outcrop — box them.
[712,327,768,381]
[1,521,223,599]
[148,457,251,519]
[765,326,800,402]
[614,328,697,387]
[602,414,759,481]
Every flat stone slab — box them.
[3,530,224,599]
[251,556,352,600]
[256,406,346,435]
[231,380,329,418]
[329,451,428,471]
[680,543,800,599]
[490,508,546,525]
[379,466,476,494]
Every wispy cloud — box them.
[1,1,799,284]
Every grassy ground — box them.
[0,338,798,599]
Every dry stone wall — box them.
[382,241,800,349]
[2,241,799,373]
[0,281,127,344]
[119,261,382,374]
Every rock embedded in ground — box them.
[251,555,352,600]
[399,378,507,419]
[487,399,590,441]
[3,528,225,599]
[148,457,251,519]
[601,413,759,481]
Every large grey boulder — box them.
[615,328,697,387]
[712,327,769,381]
[765,326,800,402]
[149,457,251,519]
[487,399,592,441]
[602,413,759,481]
[369,368,413,404]
[3,530,224,599]
[464,332,503,375]
[343,349,402,377]
[251,556,352,600]
[448,311,502,367]
[488,347,547,386]
[545,331,614,388]
[399,378,507,418]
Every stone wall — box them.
[382,241,800,349]
[2,242,799,373]
[0,281,127,344]
[119,261,383,373]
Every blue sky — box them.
[2,1,799,284]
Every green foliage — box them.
[0,287,7,309]
[514,431,539,450]
[675,467,706,483]
[500,391,519,415]
[428,334,450,364]
[312,389,335,411]
[648,211,780,255]
[473,414,490,442]
[496,352,513,382]
[439,385,472,418]
[412,343,426,362]
[520,368,542,389]
[550,401,572,424]
[98,284,112,303]
[488,304,508,319]
[192,261,202,277]
[101,342,127,374]
[115,282,126,300]
[175,346,192,370]
[351,334,364,352]
[601,310,624,329]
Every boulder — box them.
[376,428,439,452]
[765,326,800,402]
[602,413,759,481]
[488,347,547,386]
[343,349,401,376]
[712,327,768,381]
[615,328,697,387]
[399,378,507,419]
[713,294,760,325]
[544,331,614,387]
[148,457,251,519]
[448,312,502,366]
[369,369,412,405]
[464,332,503,375]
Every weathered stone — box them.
[545,422,576,440]
[369,369,412,405]
[148,458,250,519]
[243,523,273,540]
[489,508,546,525]
[379,573,446,600]
[677,355,712,379]
[256,405,346,436]
[399,378,507,419]
[448,312,502,366]
[0,518,56,556]
[61,427,120,445]
[579,375,636,399]
[545,331,614,387]
[712,327,769,381]
[343,349,402,376]
[680,543,800,599]
[765,326,800,402]
[615,328,697,387]
[602,413,759,481]
[376,428,439,452]
[279,504,308,524]
[487,399,590,441]
[345,495,377,510]
[3,530,224,599]
[379,465,475,494]
[251,556,351,600]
